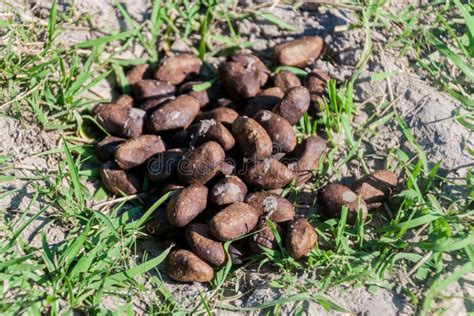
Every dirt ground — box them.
[1,0,473,314]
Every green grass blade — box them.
[454,0,474,55]
[198,8,212,60]
[101,246,172,287]
[396,115,428,171]
[218,292,346,312]
[41,232,57,272]
[413,234,474,252]
[63,140,84,209]
[314,294,348,312]
[133,190,175,229]
[211,241,233,289]
[336,206,348,249]
[68,246,99,280]
[427,33,474,81]
[59,219,93,268]
[0,253,36,269]
[192,79,217,92]
[446,87,474,109]
[273,65,308,76]
[424,161,441,192]
[420,261,473,313]
[93,210,120,239]
[356,4,373,68]
[75,28,139,48]
[4,197,47,251]
[256,12,296,32]
[151,0,163,39]
[47,0,57,45]
[198,291,212,315]
[378,214,441,232]
[28,97,48,126]
[76,70,112,96]
[112,63,130,95]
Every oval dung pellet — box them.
[353,170,397,209]
[209,202,259,241]
[154,54,202,85]
[179,81,224,108]
[166,185,208,227]
[273,36,324,67]
[196,107,239,127]
[244,87,284,117]
[178,141,225,185]
[187,119,235,151]
[219,61,261,100]
[132,79,176,100]
[94,136,125,162]
[147,148,185,183]
[186,223,226,267]
[243,159,294,190]
[231,116,273,161]
[254,110,296,153]
[286,218,317,259]
[285,136,327,186]
[273,86,310,125]
[229,52,269,87]
[274,71,301,92]
[95,104,145,138]
[127,64,150,86]
[318,183,368,224]
[166,249,214,283]
[146,95,200,133]
[249,222,284,254]
[210,175,247,206]
[99,161,141,195]
[245,191,295,223]
[115,135,166,170]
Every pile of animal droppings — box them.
[93,36,397,283]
